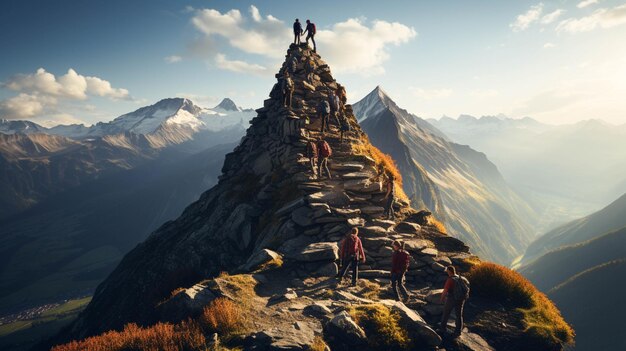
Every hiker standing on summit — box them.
[303,19,317,52]
[438,266,470,337]
[337,228,366,286]
[293,19,303,44]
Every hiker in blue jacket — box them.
[303,19,317,52]
[293,19,303,44]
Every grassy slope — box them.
[520,227,626,291]
[522,193,626,264]
[0,297,91,351]
[549,260,626,351]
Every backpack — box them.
[318,140,332,158]
[311,23,316,35]
[452,275,470,301]
[318,101,330,114]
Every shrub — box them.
[308,336,328,351]
[356,280,381,300]
[51,320,206,351]
[467,262,574,346]
[201,298,245,339]
[429,218,447,234]
[348,304,411,350]
[216,273,258,302]
[352,137,409,203]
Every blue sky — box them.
[1,0,625,126]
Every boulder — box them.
[305,301,332,315]
[333,208,361,218]
[248,321,317,350]
[359,226,389,237]
[360,206,385,215]
[344,179,382,193]
[341,172,374,179]
[158,283,218,322]
[292,206,314,227]
[358,270,390,279]
[405,210,432,225]
[404,239,430,253]
[369,219,396,229]
[395,222,421,234]
[425,289,445,304]
[285,242,339,262]
[379,300,442,347]
[347,217,365,227]
[313,262,339,277]
[421,248,439,257]
[243,249,282,272]
[325,311,367,346]
[444,332,495,351]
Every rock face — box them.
[56,43,550,351]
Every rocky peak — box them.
[53,43,555,351]
[214,98,240,112]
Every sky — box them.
[1,0,626,127]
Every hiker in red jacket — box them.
[337,228,366,286]
[317,137,332,180]
[438,265,470,337]
[390,240,410,301]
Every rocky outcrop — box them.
[54,43,562,351]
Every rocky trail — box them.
[52,43,557,351]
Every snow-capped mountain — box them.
[0,119,49,135]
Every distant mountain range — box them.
[429,115,626,232]
[0,97,252,315]
[518,193,626,351]
[354,87,537,264]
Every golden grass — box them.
[352,136,409,203]
[356,280,381,300]
[201,298,245,339]
[467,262,574,346]
[349,304,411,350]
[51,320,206,351]
[308,336,328,351]
[429,218,447,234]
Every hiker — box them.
[317,137,332,179]
[339,114,350,143]
[384,173,396,219]
[337,85,347,106]
[281,71,294,108]
[306,138,318,177]
[293,19,303,44]
[329,90,342,126]
[438,266,470,337]
[337,228,366,286]
[317,99,331,134]
[305,57,315,83]
[288,55,299,74]
[391,240,410,301]
[303,19,316,52]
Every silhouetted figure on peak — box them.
[293,19,303,44]
[303,19,317,52]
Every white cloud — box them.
[214,54,268,75]
[543,42,555,48]
[164,55,182,63]
[541,9,565,24]
[38,113,86,128]
[557,4,626,32]
[0,93,53,119]
[511,3,544,31]
[191,6,289,59]
[409,87,453,100]
[4,68,130,100]
[470,89,499,98]
[577,0,599,9]
[189,6,416,76]
[316,19,417,75]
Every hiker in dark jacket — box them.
[391,240,410,301]
[317,99,331,134]
[303,19,317,52]
[288,55,299,74]
[384,173,396,219]
[317,137,332,179]
[306,138,318,177]
[281,71,294,108]
[329,90,341,126]
[304,58,315,83]
[293,19,303,44]
[439,266,470,337]
[337,227,366,286]
[339,114,350,143]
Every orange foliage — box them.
[201,298,245,338]
[51,320,206,351]
[467,262,574,345]
[352,136,408,202]
[430,218,447,234]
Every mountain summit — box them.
[53,44,571,351]
[214,97,241,112]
